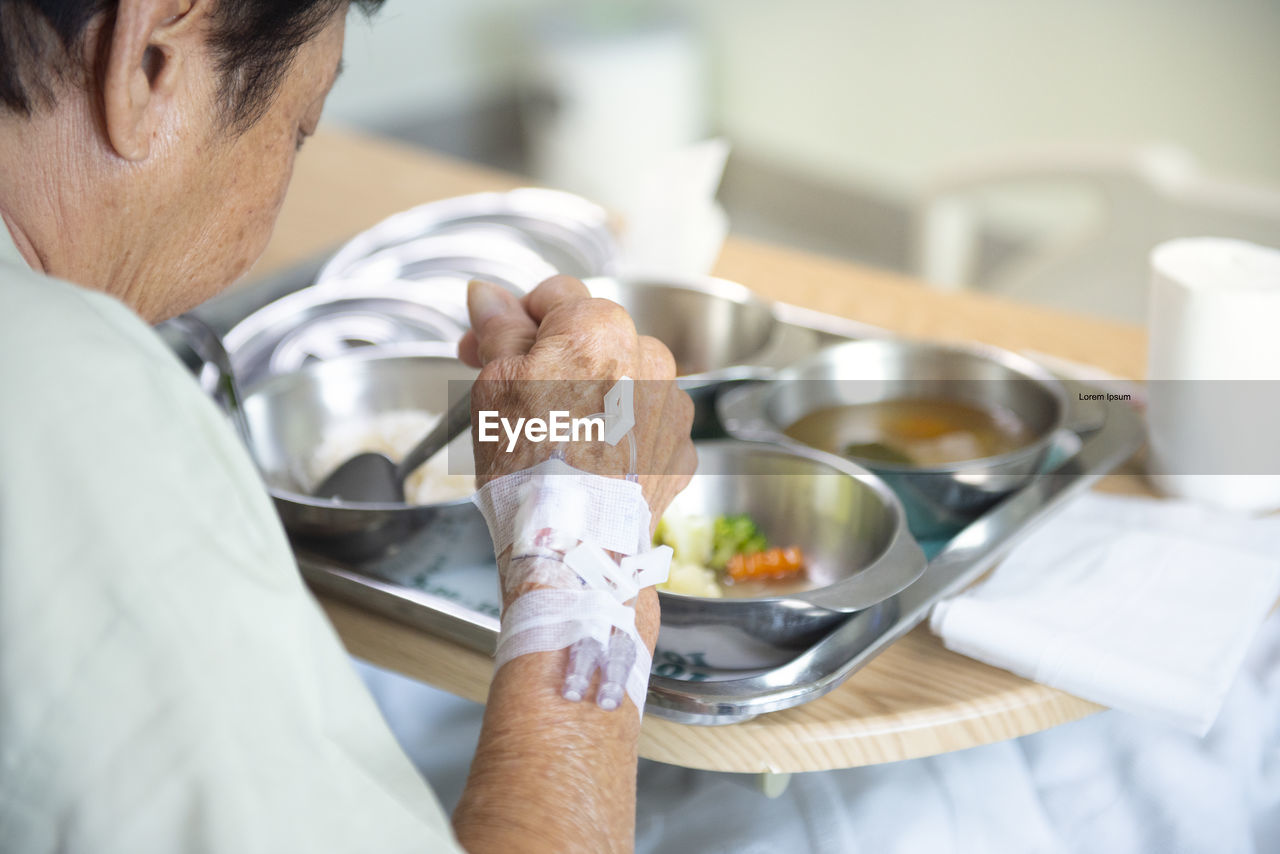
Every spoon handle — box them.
[162,314,255,456]
[395,387,473,483]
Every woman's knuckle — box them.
[639,335,677,377]
[584,297,635,329]
[677,389,696,425]
[542,273,584,291]
[477,359,518,385]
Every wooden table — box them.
[252,126,1153,774]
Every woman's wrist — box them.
[497,553,660,650]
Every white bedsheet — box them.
[357,608,1280,854]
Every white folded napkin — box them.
[930,492,1280,735]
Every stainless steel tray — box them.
[644,395,1142,723]
[201,256,1146,727]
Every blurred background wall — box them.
[322,0,1280,322]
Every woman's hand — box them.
[452,277,696,854]
[459,276,696,526]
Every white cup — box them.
[1146,237,1280,513]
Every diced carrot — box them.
[726,546,806,583]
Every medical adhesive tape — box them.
[495,588,653,713]
[473,456,651,557]
[474,452,671,717]
[565,543,638,602]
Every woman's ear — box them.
[101,0,201,161]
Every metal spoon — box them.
[314,388,472,503]
[160,314,257,459]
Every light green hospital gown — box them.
[0,228,465,854]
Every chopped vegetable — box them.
[654,514,714,567]
[725,546,807,584]
[710,514,767,570]
[663,562,724,598]
[656,511,808,596]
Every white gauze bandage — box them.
[471,455,672,716]
[473,456,651,557]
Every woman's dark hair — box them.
[0,0,383,131]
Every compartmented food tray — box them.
[194,255,1146,727]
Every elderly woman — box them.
[0,1,694,852]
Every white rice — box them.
[309,410,476,505]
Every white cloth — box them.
[358,608,1280,853]
[0,235,463,853]
[930,492,1280,735]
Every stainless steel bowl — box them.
[332,232,557,291]
[242,353,487,562]
[224,280,493,391]
[319,188,619,283]
[583,275,819,441]
[656,440,926,670]
[585,275,781,384]
[717,339,1069,538]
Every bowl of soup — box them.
[653,440,925,670]
[717,339,1068,538]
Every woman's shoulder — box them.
[0,265,230,455]
[0,260,180,379]
[0,263,287,562]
